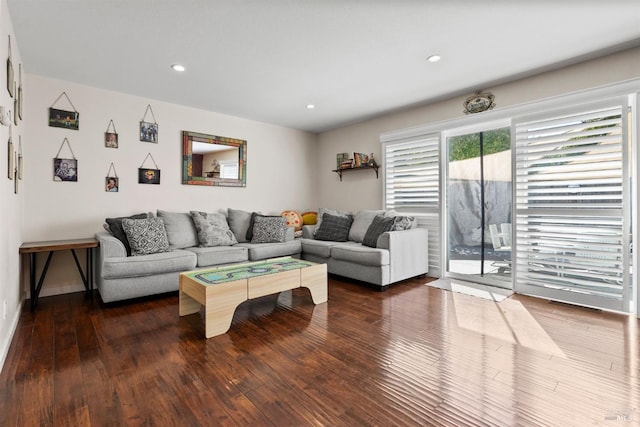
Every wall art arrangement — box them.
[105,119,118,148]
[138,152,160,184]
[6,36,14,98]
[105,162,119,192]
[49,92,79,130]
[53,138,78,182]
[140,104,158,143]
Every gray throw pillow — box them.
[251,216,287,243]
[227,208,253,243]
[105,212,150,256]
[314,213,353,242]
[157,210,199,249]
[190,211,238,247]
[362,215,395,248]
[122,217,170,256]
[314,208,351,236]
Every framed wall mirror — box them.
[182,130,247,187]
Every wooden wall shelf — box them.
[332,165,379,181]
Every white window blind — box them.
[514,101,630,311]
[384,134,441,276]
[384,135,440,213]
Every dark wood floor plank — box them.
[1,277,639,426]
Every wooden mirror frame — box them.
[182,130,247,187]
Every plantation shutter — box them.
[513,99,631,312]
[384,134,441,276]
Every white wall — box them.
[316,46,640,211]
[21,74,318,297]
[0,0,24,373]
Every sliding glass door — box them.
[445,125,512,288]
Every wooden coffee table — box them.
[179,257,327,338]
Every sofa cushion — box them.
[331,244,390,267]
[300,238,348,258]
[314,213,353,242]
[362,215,395,248]
[190,211,238,247]
[349,210,385,243]
[314,208,351,236]
[251,215,288,243]
[227,208,253,243]
[102,249,197,279]
[185,245,249,267]
[157,210,198,249]
[236,239,302,261]
[122,217,170,256]
[105,212,150,256]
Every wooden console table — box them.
[19,238,99,311]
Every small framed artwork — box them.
[140,121,158,143]
[105,132,118,148]
[49,108,79,130]
[53,158,78,182]
[7,139,13,180]
[139,168,160,184]
[105,176,119,192]
[7,36,14,98]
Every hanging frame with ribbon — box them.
[105,119,118,148]
[53,137,78,182]
[7,35,14,98]
[138,152,160,184]
[7,125,13,180]
[105,162,119,192]
[140,104,158,143]
[48,91,79,130]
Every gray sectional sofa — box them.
[95,208,429,303]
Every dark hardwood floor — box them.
[1,276,638,426]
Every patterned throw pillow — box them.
[105,212,151,256]
[190,211,238,247]
[251,216,287,243]
[362,215,395,248]
[391,215,416,231]
[314,208,351,236]
[314,213,353,242]
[122,217,170,256]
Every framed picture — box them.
[6,59,13,98]
[105,132,118,148]
[49,108,79,130]
[139,168,160,184]
[353,152,369,168]
[105,176,119,192]
[7,139,13,180]
[53,158,78,182]
[140,121,158,143]
[336,152,349,169]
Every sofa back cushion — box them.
[314,213,353,242]
[349,210,385,242]
[157,210,199,249]
[122,217,170,256]
[190,211,238,247]
[227,208,254,243]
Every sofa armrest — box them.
[302,225,317,239]
[377,228,429,282]
[95,231,127,258]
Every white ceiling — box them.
[7,1,640,133]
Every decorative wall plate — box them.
[463,91,496,114]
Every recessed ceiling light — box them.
[427,54,441,63]
[306,104,315,109]
[171,64,186,72]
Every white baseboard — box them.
[0,302,22,375]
